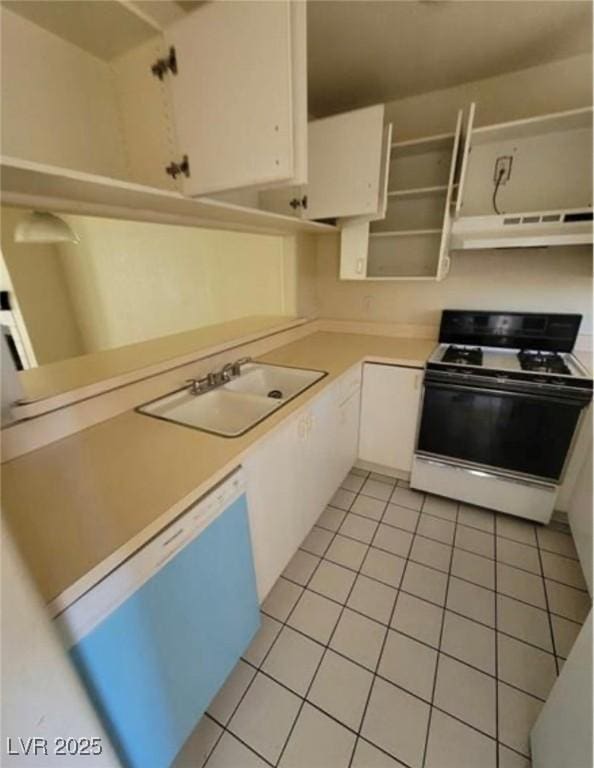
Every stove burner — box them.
[442,345,483,366]
[518,350,572,375]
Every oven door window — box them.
[417,383,583,481]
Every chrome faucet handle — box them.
[220,362,235,382]
[185,377,200,395]
[231,357,252,376]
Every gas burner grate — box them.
[442,345,483,366]
[518,350,571,375]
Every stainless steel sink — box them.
[138,363,327,437]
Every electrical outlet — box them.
[494,156,513,184]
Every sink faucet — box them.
[185,357,253,395]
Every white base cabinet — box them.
[358,363,423,474]
[244,367,361,601]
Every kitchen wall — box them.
[568,442,593,595]
[0,8,127,178]
[0,208,85,365]
[55,215,296,354]
[313,53,593,339]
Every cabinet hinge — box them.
[289,195,308,211]
[165,155,190,180]
[151,46,177,80]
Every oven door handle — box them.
[423,380,591,408]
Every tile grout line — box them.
[274,472,386,767]
[420,499,460,768]
[534,526,561,676]
[346,482,429,768]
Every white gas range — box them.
[411,310,593,523]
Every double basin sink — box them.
[138,363,327,437]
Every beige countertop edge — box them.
[3,333,436,613]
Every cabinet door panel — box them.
[358,364,423,472]
[340,220,370,279]
[165,1,305,196]
[437,109,463,280]
[305,105,385,220]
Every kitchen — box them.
[0,2,592,768]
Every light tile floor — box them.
[174,468,591,768]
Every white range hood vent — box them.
[451,208,593,250]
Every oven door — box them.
[417,378,587,482]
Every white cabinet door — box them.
[339,220,370,279]
[243,414,303,602]
[358,363,423,472]
[436,109,463,280]
[163,1,306,196]
[336,389,362,482]
[453,102,476,217]
[304,105,385,220]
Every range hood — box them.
[450,208,593,250]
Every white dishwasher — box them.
[55,468,260,768]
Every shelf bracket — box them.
[151,47,178,80]
[165,155,190,180]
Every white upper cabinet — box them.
[340,109,464,281]
[162,0,307,197]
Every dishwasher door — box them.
[55,468,259,768]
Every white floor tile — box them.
[351,738,407,767]
[347,574,397,624]
[497,634,557,700]
[173,715,222,768]
[423,495,458,522]
[330,608,386,670]
[441,611,495,675]
[541,550,587,590]
[497,563,546,609]
[498,744,532,768]
[262,626,324,695]
[283,549,320,586]
[330,488,356,511]
[351,494,386,521]
[425,709,497,768]
[309,560,356,604]
[262,578,303,622]
[434,655,496,737]
[350,467,369,478]
[205,732,268,768]
[288,589,342,644]
[496,515,537,547]
[325,534,368,570]
[458,504,495,533]
[391,592,443,648]
[341,473,366,493]
[382,503,419,532]
[545,579,591,622]
[390,486,425,512]
[455,525,495,559]
[308,650,373,731]
[243,614,283,666]
[339,513,379,544]
[410,535,452,573]
[207,660,256,725]
[372,524,413,557]
[496,536,541,575]
[536,527,578,559]
[496,594,553,652]
[361,547,406,588]
[402,561,448,605]
[362,478,394,501]
[378,629,437,701]
[301,526,334,556]
[551,613,582,659]
[498,682,543,756]
[361,678,430,768]
[447,577,495,627]
[228,673,301,764]
[369,472,397,485]
[278,703,356,768]
[451,548,495,589]
[417,514,455,545]
[317,506,347,532]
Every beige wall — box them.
[314,54,593,337]
[57,215,296,354]
[1,208,85,365]
[0,7,127,178]
[568,441,593,595]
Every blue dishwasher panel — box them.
[58,471,259,768]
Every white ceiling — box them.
[307,0,593,116]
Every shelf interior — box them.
[367,231,442,278]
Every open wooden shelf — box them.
[0,156,337,237]
[387,184,451,199]
[369,228,442,238]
